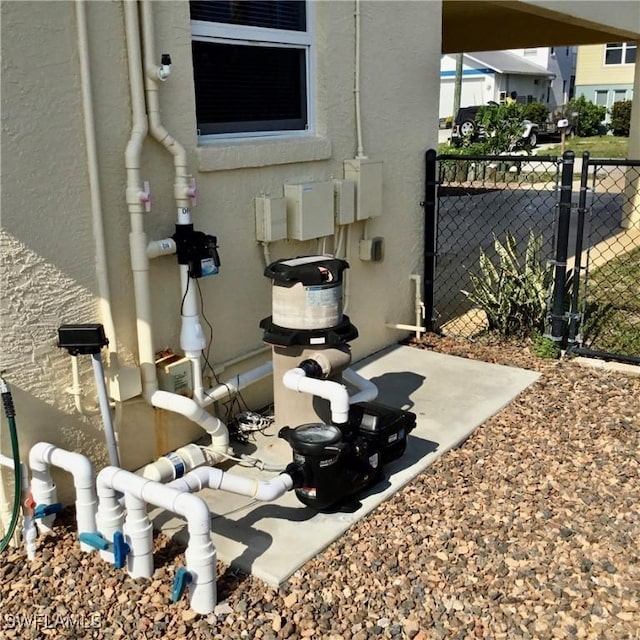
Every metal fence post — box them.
[549,150,575,343]
[566,152,590,352]
[422,149,438,332]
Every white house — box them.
[440,46,576,119]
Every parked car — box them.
[450,102,539,149]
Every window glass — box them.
[595,90,608,106]
[190,1,310,138]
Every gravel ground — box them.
[1,335,639,640]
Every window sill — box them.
[197,135,332,172]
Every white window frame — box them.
[190,4,315,142]
[604,42,637,66]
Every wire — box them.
[179,270,191,317]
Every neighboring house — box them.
[440,49,561,119]
[575,42,636,115]
[1,0,639,509]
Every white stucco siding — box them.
[1,0,441,493]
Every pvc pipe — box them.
[342,367,378,405]
[198,361,273,408]
[147,237,177,259]
[97,467,216,614]
[282,368,350,425]
[28,443,97,552]
[354,0,365,159]
[122,492,154,578]
[214,345,271,376]
[91,353,121,467]
[386,323,427,334]
[68,349,100,417]
[168,466,293,502]
[410,274,426,340]
[150,390,229,462]
[0,455,35,559]
[75,0,119,366]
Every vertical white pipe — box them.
[122,492,154,578]
[75,0,119,365]
[28,443,98,551]
[354,0,365,159]
[91,354,121,466]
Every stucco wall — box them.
[1,0,440,505]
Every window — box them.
[595,90,608,107]
[604,42,637,65]
[190,1,311,137]
[614,90,627,103]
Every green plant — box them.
[461,231,553,338]
[531,333,561,359]
[522,102,549,124]
[568,95,607,137]
[476,103,530,154]
[610,100,632,137]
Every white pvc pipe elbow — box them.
[96,467,216,614]
[283,368,350,425]
[150,390,229,462]
[28,443,97,551]
[343,367,379,405]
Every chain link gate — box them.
[568,155,640,364]
[423,150,563,338]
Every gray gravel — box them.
[1,335,639,640]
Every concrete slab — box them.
[152,345,539,587]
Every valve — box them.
[33,503,63,520]
[173,224,221,278]
[158,53,172,80]
[171,567,193,603]
[112,531,130,569]
[78,532,109,551]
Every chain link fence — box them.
[568,158,640,362]
[426,153,561,338]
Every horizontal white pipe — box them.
[168,466,293,502]
[29,443,97,552]
[215,345,271,375]
[0,455,36,558]
[97,467,216,614]
[150,390,229,462]
[283,368,350,425]
[385,323,427,333]
[147,237,176,259]
[199,361,273,407]
[343,367,379,405]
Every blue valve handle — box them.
[78,532,109,551]
[171,567,193,603]
[112,531,130,569]
[33,503,63,519]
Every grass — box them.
[541,135,629,159]
[582,246,640,357]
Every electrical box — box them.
[284,181,334,241]
[255,196,287,242]
[359,237,385,262]
[333,180,356,225]
[343,158,383,220]
[155,351,192,398]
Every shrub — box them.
[522,102,549,124]
[610,100,632,136]
[568,95,607,137]
[462,232,553,338]
[476,103,531,154]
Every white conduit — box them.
[167,466,293,502]
[0,455,36,559]
[342,367,379,405]
[75,0,119,365]
[197,361,274,408]
[96,467,216,614]
[283,368,350,425]
[122,1,229,460]
[91,353,120,467]
[28,443,97,552]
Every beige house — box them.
[575,42,636,111]
[1,0,640,510]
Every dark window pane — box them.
[624,45,636,64]
[190,1,305,31]
[192,41,307,134]
[605,48,622,64]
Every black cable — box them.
[179,271,192,317]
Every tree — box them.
[610,100,632,137]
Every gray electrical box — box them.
[285,181,334,241]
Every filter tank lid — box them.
[265,256,349,286]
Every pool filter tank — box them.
[261,256,416,511]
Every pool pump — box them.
[261,256,415,511]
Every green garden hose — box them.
[0,374,22,553]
